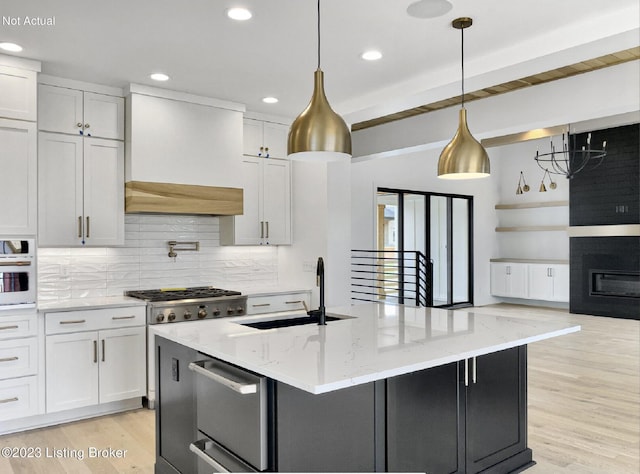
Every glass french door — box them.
[377,188,474,308]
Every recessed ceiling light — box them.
[407,0,453,19]
[227,7,252,21]
[0,42,23,52]
[150,73,170,81]
[262,97,278,104]
[361,50,382,61]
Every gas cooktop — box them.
[125,286,242,302]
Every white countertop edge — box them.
[37,296,147,312]
[152,320,581,395]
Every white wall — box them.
[277,160,351,308]
[350,60,639,306]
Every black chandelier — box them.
[534,132,607,179]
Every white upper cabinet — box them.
[0,64,37,121]
[38,133,124,246]
[126,89,244,188]
[38,84,124,140]
[0,119,37,235]
[220,157,291,245]
[243,118,289,159]
[0,58,39,236]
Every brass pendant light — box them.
[438,17,490,179]
[287,0,352,162]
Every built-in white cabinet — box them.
[243,118,289,159]
[490,262,528,299]
[44,306,146,413]
[0,118,37,235]
[38,132,124,246]
[528,264,570,302]
[0,310,39,422]
[246,290,311,315]
[38,84,125,140]
[490,261,569,302]
[0,64,37,121]
[221,157,291,245]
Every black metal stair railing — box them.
[351,249,433,307]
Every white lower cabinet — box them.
[44,306,146,413]
[246,291,312,315]
[528,264,570,302]
[0,376,38,422]
[46,326,145,413]
[490,263,528,299]
[0,310,39,422]
[491,261,569,302]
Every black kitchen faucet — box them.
[307,257,326,325]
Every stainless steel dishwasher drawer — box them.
[191,431,258,473]
[189,359,268,471]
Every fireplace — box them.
[590,270,640,298]
[570,237,640,320]
[569,123,639,320]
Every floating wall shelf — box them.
[495,200,569,210]
[495,225,567,232]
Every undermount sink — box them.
[240,314,350,330]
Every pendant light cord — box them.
[461,26,465,108]
[317,0,321,69]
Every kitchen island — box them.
[152,304,580,473]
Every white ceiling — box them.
[2,0,639,125]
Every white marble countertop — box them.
[37,296,147,312]
[150,303,580,394]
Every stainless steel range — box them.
[125,286,247,407]
[126,286,247,324]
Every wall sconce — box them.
[516,171,530,195]
[538,169,557,192]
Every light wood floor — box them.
[0,304,638,473]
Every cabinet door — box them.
[508,263,528,298]
[490,263,508,297]
[243,118,265,156]
[262,159,291,245]
[387,362,464,473]
[83,138,124,246]
[38,84,84,135]
[230,157,263,245]
[262,121,289,159]
[0,65,36,121]
[0,119,37,235]
[46,331,99,413]
[99,326,145,403]
[83,92,124,140]
[38,132,84,246]
[465,347,528,473]
[527,264,553,300]
[551,264,570,302]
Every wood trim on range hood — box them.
[125,181,243,215]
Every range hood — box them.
[125,181,243,216]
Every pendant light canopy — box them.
[288,0,352,162]
[438,17,490,179]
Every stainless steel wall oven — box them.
[0,239,36,309]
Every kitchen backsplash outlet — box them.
[37,214,279,301]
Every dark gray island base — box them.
[155,336,533,473]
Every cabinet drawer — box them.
[0,311,37,340]
[45,306,145,334]
[247,292,311,315]
[0,375,38,422]
[0,337,37,380]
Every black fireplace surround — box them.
[569,123,640,320]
